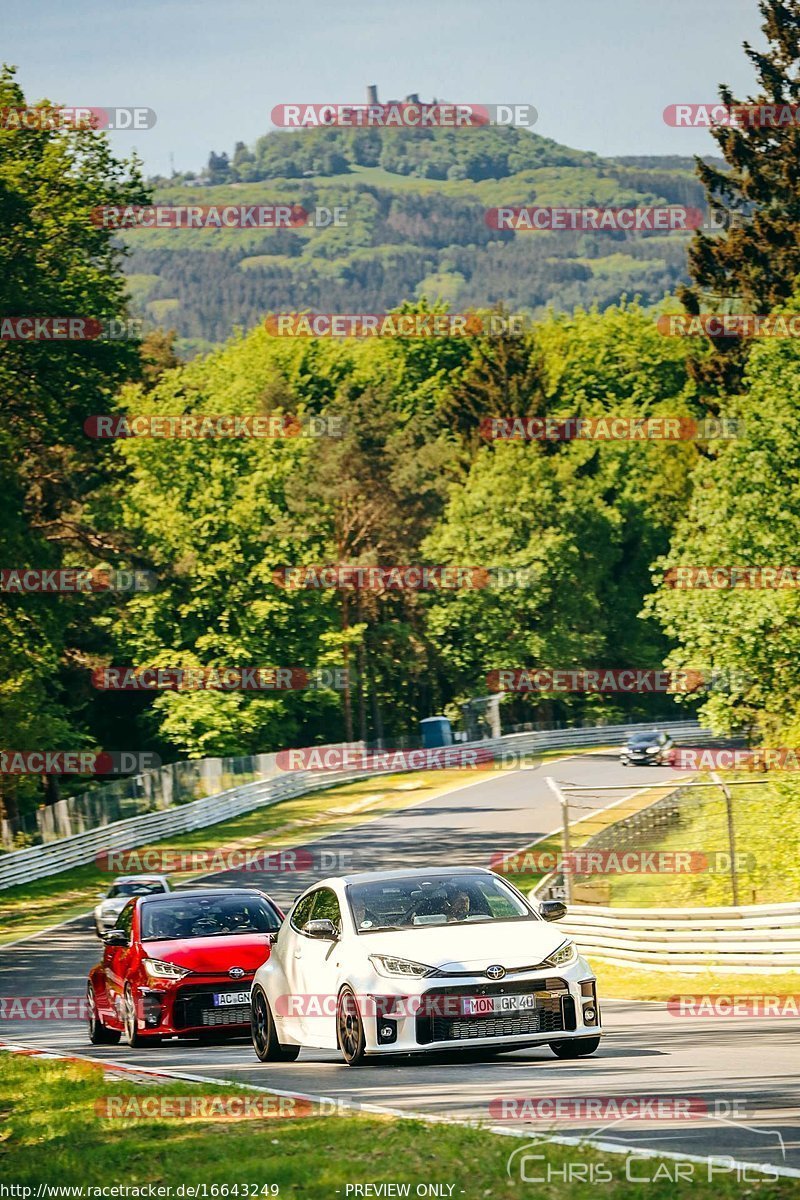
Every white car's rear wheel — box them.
[337,986,366,1066]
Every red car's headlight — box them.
[143,958,191,980]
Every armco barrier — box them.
[560,901,800,972]
[0,720,707,890]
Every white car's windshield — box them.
[346,874,532,933]
[108,881,165,898]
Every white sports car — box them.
[250,866,601,1066]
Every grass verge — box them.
[594,960,800,1002]
[0,1052,794,1196]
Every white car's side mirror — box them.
[303,918,338,940]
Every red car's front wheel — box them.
[123,985,159,1048]
[87,984,120,1046]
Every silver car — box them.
[93,874,171,936]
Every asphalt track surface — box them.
[1,752,799,1176]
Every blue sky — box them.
[6,0,764,176]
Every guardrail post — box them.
[546,776,573,904]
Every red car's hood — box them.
[143,932,271,974]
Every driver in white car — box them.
[445,890,471,921]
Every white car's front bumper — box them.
[354,956,601,1055]
[94,905,125,929]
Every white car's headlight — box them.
[646,745,658,753]
[546,940,578,968]
[369,954,436,978]
[143,958,191,980]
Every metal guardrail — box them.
[559,901,800,971]
[0,719,707,891]
[468,719,710,760]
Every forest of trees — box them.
[4,0,800,835]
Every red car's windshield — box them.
[140,895,281,940]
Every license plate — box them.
[461,992,539,1017]
[213,991,250,1007]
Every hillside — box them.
[124,126,715,355]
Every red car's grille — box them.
[200,1005,250,1027]
[171,982,252,1031]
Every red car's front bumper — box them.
[133,975,255,1037]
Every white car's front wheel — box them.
[337,986,367,1066]
[251,986,300,1062]
[549,1036,601,1058]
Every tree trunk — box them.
[341,593,354,742]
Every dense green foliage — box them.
[680,0,800,392]
[91,301,706,757]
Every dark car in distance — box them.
[620,730,673,767]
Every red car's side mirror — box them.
[103,929,128,947]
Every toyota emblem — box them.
[485,964,506,980]
[228,966,245,979]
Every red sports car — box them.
[87,887,284,1047]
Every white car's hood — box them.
[98,897,128,914]
[361,919,569,972]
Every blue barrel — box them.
[420,716,453,748]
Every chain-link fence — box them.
[537,766,796,908]
[0,746,365,850]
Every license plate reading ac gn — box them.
[213,991,250,1006]
[461,992,539,1016]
